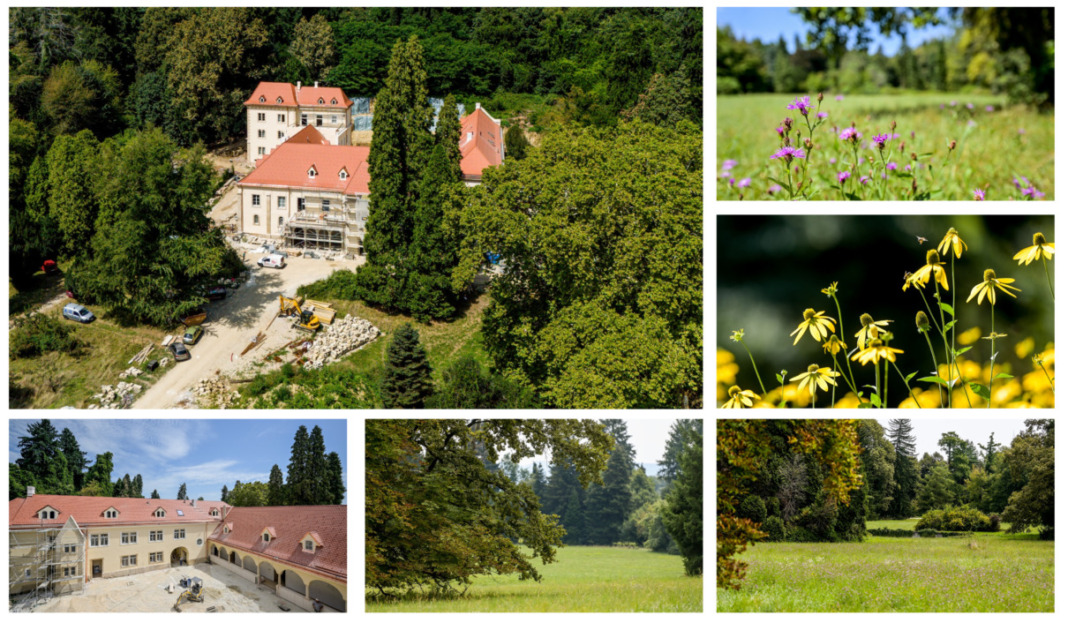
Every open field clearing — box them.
[367,546,701,613]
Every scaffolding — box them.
[9,516,86,610]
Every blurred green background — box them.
[717,215,1054,390]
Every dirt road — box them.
[133,255,357,409]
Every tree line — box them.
[717,7,1053,106]
[717,419,1055,589]
[366,419,702,597]
[219,424,345,507]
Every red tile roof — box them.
[209,506,346,581]
[287,125,330,146]
[9,495,229,528]
[245,82,352,109]
[239,143,370,195]
[459,106,504,178]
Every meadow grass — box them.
[366,546,702,613]
[718,530,1053,612]
[717,92,1054,200]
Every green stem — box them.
[832,295,858,392]
[1042,255,1055,302]
[1037,360,1055,392]
[883,358,889,408]
[988,305,995,408]
[891,361,923,409]
[950,253,957,384]
[875,363,881,409]
[739,340,768,396]
[830,355,837,407]
[922,330,945,408]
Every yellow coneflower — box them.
[851,339,904,366]
[822,334,846,356]
[722,385,760,408]
[966,269,1021,306]
[903,249,949,291]
[790,308,836,345]
[821,282,839,297]
[1013,232,1055,266]
[854,313,892,349]
[938,227,968,259]
[790,364,840,397]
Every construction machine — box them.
[279,295,304,317]
[173,577,204,611]
[294,309,322,333]
[280,295,321,333]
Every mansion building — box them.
[237,81,504,257]
[9,490,347,612]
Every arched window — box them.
[276,96,283,104]
[318,97,324,104]
[259,95,265,103]
[331,98,337,105]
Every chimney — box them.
[27,485,35,497]
[475,102,481,110]
[314,81,319,88]
[296,81,301,92]
[192,499,197,508]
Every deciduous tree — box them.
[289,14,337,81]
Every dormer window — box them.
[300,531,322,553]
[276,96,283,104]
[38,507,58,520]
[318,97,324,104]
[259,95,265,103]
[339,168,348,180]
[261,527,276,543]
[330,98,337,105]
[263,534,271,543]
[308,166,317,179]
[104,507,119,519]
[210,509,220,517]
[303,540,314,552]
[154,508,166,518]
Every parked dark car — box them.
[169,341,191,361]
[207,286,227,301]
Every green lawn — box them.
[718,530,1053,612]
[717,92,1054,201]
[367,546,702,613]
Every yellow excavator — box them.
[279,295,321,333]
[172,577,204,612]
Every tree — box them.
[289,14,337,82]
[326,452,346,505]
[504,124,530,160]
[938,431,980,484]
[176,483,187,501]
[856,420,896,518]
[58,427,87,490]
[229,481,269,507]
[47,130,99,258]
[151,489,160,499]
[267,464,286,506]
[456,120,701,408]
[307,425,329,504]
[530,462,548,502]
[660,420,703,487]
[542,461,586,545]
[356,35,435,308]
[979,432,1001,473]
[381,324,434,408]
[41,59,123,137]
[584,420,633,545]
[17,420,62,488]
[82,452,114,496]
[221,484,230,504]
[1001,420,1054,536]
[287,426,311,504]
[887,418,918,519]
[622,69,697,128]
[366,419,613,594]
[426,355,541,408]
[663,426,702,576]
[915,464,955,514]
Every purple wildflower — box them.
[837,171,851,184]
[973,188,986,201]
[770,146,806,161]
[776,126,785,136]
[911,131,915,139]
[872,133,891,149]
[1018,128,1026,135]
[967,120,977,128]
[940,104,945,110]
[886,162,898,171]
[817,111,828,119]
[738,178,751,189]
[787,96,812,116]
[722,159,737,171]
[986,105,995,112]
[829,157,837,164]
[839,127,861,142]
[967,103,974,110]
[860,175,871,185]
[835,94,844,101]
[1014,176,1030,190]
[950,100,957,107]
[904,164,912,172]
[728,178,735,187]
[768,184,782,195]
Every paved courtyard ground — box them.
[23,562,303,613]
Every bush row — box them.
[916,506,1000,532]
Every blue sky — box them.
[877,419,1029,458]
[9,419,347,504]
[717,7,957,55]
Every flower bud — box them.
[804,137,812,149]
[915,311,930,332]
[949,140,957,151]
[891,120,897,131]
[911,152,917,161]
[818,92,824,103]
[859,313,874,328]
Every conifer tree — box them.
[504,123,530,160]
[307,426,329,504]
[531,462,548,501]
[59,428,87,490]
[381,324,434,408]
[176,482,187,500]
[287,426,311,504]
[133,474,143,497]
[326,452,346,505]
[221,484,229,503]
[267,464,286,506]
[151,489,160,499]
[82,452,114,496]
[663,427,702,576]
[584,420,634,544]
[887,418,918,518]
[122,474,133,497]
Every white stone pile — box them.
[90,382,143,409]
[301,314,380,370]
[191,376,240,408]
[118,366,143,379]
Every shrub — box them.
[765,496,781,519]
[739,495,767,524]
[916,505,995,532]
[762,516,784,541]
[987,513,1001,532]
[784,526,817,542]
[10,314,83,358]
[297,269,361,300]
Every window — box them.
[278,113,285,122]
[176,510,184,516]
[303,540,314,552]
[259,96,265,103]
[278,216,284,229]
[252,194,261,206]
[263,534,271,543]
[40,510,57,519]
[197,538,203,545]
[297,198,305,211]
[278,131,285,139]
[253,215,260,226]
[331,115,338,125]
[121,532,137,545]
[104,509,117,518]
[121,555,137,567]
[278,196,286,208]
[64,543,76,554]
[210,510,219,518]
[174,529,186,539]
[276,97,283,105]
[308,168,317,179]
[316,114,323,127]
[257,129,265,138]
[26,569,31,577]
[301,113,307,126]
[257,113,266,121]
[339,170,347,180]
[149,552,163,563]
[331,98,337,105]
[257,147,265,156]
[322,199,330,211]
[149,530,163,542]
[318,97,324,104]
[90,534,109,547]
[154,509,165,518]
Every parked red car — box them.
[41,259,59,275]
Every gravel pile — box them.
[301,314,379,370]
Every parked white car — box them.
[258,254,287,269]
[62,303,95,323]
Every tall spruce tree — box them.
[221,484,229,503]
[82,452,114,496]
[531,462,548,502]
[659,419,703,487]
[133,474,143,497]
[268,464,286,506]
[307,426,329,504]
[663,426,702,576]
[887,419,918,518]
[326,452,346,505]
[122,474,133,497]
[542,460,588,544]
[356,35,435,310]
[584,420,634,544]
[287,426,311,504]
[176,482,187,500]
[979,432,1001,473]
[59,428,87,490]
[381,324,434,408]
[151,489,160,499]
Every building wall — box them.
[247,106,298,164]
[237,185,368,253]
[10,524,86,596]
[208,546,347,612]
[82,522,215,580]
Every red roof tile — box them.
[296,86,353,109]
[239,143,370,195]
[9,495,229,528]
[209,506,346,581]
[245,82,298,107]
[287,125,330,146]
[459,106,504,177]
